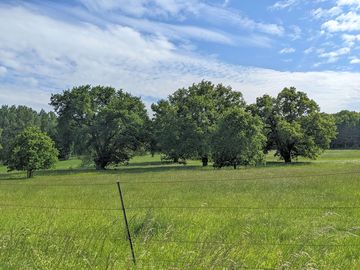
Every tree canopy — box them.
[331,110,360,149]
[0,82,348,170]
[152,81,245,166]
[50,85,149,169]
[7,127,58,178]
[249,87,337,162]
[212,108,266,169]
[0,105,57,162]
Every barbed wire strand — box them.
[2,203,360,211]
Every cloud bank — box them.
[0,3,359,113]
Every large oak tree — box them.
[249,87,337,162]
[152,81,245,166]
[50,85,149,169]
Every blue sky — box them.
[0,0,359,112]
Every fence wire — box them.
[2,169,360,268]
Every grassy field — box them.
[1,150,360,269]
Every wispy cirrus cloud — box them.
[79,0,285,37]
[279,47,296,54]
[319,47,351,63]
[311,7,342,19]
[269,0,299,10]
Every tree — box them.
[7,127,58,178]
[0,105,40,162]
[152,81,245,166]
[50,85,149,170]
[212,108,266,169]
[331,110,360,148]
[151,100,191,162]
[249,87,337,162]
[0,106,58,162]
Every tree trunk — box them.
[95,159,108,170]
[96,163,107,170]
[284,154,291,163]
[173,157,179,163]
[202,156,208,167]
[233,164,237,169]
[27,170,33,178]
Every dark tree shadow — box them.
[0,159,313,181]
[261,161,312,167]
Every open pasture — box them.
[1,150,360,269]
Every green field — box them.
[1,150,360,269]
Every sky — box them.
[0,0,359,112]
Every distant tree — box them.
[0,105,41,162]
[50,85,149,169]
[152,81,245,166]
[331,110,360,148]
[212,108,266,169]
[7,127,58,178]
[39,110,58,139]
[249,87,337,162]
[145,119,159,157]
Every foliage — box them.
[249,87,337,162]
[0,105,40,161]
[0,105,58,162]
[6,127,58,178]
[152,81,245,165]
[50,85,149,169]
[331,110,360,149]
[212,108,265,169]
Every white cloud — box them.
[337,0,360,8]
[342,33,360,46]
[311,7,342,19]
[350,57,360,63]
[193,4,284,36]
[0,5,359,113]
[304,47,315,54]
[222,0,230,7]
[319,47,351,62]
[80,0,284,36]
[289,25,302,40]
[79,0,194,18]
[279,47,296,54]
[269,0,299,10]
[0,66,6,76]
[322,11,360,32]
[105,14,275,47]
[0,85,51,111]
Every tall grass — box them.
[1,150,360,269]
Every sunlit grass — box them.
[1,150,360,269]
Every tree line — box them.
[0,81,356,176]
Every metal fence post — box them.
[116,181,136,265]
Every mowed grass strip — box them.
[1,150,360,269]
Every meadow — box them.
[1,150,360,269]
